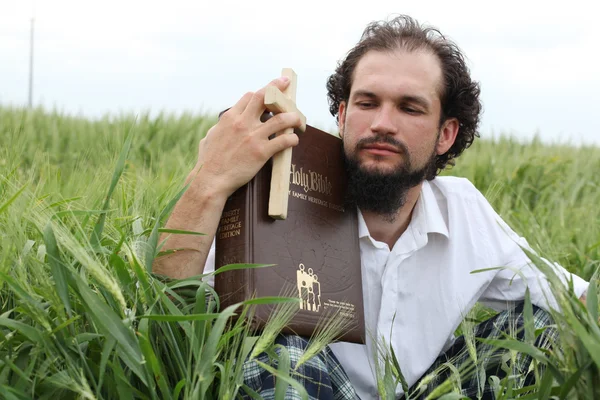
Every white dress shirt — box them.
[202,176,589,399]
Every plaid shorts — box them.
[243,335,361,400]
[406,302,557,399]
[242,301,556,400]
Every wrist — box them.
[185,167,230,205]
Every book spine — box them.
[214,182,252,310]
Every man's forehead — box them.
[350,49,443,99]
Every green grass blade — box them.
[564,311,600,368]
[196,303,240,395]
[212,263,276,275]
[437,393,470,400]
[523,288,535,344]
[44,196,83,210]
[586,266,599,322]
[110,252,133,294]
[273,344,291,400]
[192,284,208,367]
[43,222,72,317]
[383,354,396,399]
[477,337,564,383]
[0,386,31,400]
[389,343,409,395]
[165,278,208,291]
[155,290,193,340]
[142,228,206,236]
[97,337,116,398]
[90,124,134,249]
[128,247,153,307]
[51,315,80,335]
[256,360,309,400]
[138,321,172,400]
[559,359,592,399]
[72,275,148,386]
[243,297,299,306]
[537,362,555,400]
[139,313,221,322]
[111,358,135,400]
[145,182,191,272]
[240,384,263,400]
[53,209,114,219]
[0,183,27,215]
[0,271,47,317]
[3,356,32,386]
[478,337,549,362]
[0,317,45,343]
[470,267,505,274]
[20,352,39,391]
[74,332,103,342]
[173,379,187,399]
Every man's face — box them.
[338,48,458,217]
[339,48,450,178]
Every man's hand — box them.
[152,76,302,279]
[580,291,587,306]
[195,76,302,200]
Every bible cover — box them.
[214,124,365,344]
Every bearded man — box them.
[153,15,589,399]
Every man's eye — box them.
[358,102,374,108]
[403,107,421,114]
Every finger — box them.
[253,111,302,139]
[243,76,290,118]
[263,129,300,156]
[222,91,254,118]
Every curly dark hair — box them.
[326,15,483,179]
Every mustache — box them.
[355,135,408,154]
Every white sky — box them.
[1,0,599,145]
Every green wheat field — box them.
[1,106,599,399]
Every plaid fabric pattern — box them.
[405,302,557,400]
[243,335,360,400]
[243,302,555,400]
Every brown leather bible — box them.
[214,124,365,344]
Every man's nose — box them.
[370,104,397,135]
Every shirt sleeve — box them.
[475,192,588,313]
[203,239,216,287]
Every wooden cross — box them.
[264,68,307,219]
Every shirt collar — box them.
[413,180,449,238]
[357,179,449,240]
[357,208,370,239]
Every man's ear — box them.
[338,102,347,138]
[436,117,459,155]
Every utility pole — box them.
[28,17,35,108]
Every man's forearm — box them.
[152,167,227,279]
[151,76,300,279]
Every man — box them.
[153,15,589,399]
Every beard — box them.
[343,133,437,222]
